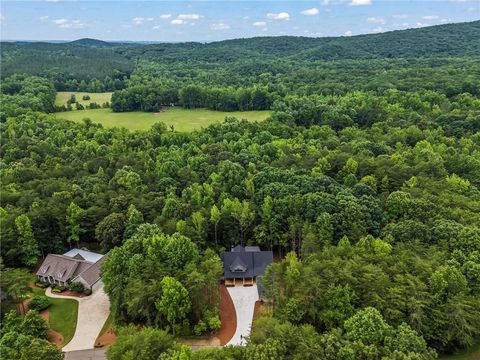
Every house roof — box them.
[74,256,105,286]
[36,254,88,282]
[221,245,273,279]
[63,248,104,263]
[36,249,105,284]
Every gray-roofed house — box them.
[221,245,273,297]
[36,248,105,290]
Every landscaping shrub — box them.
[83,289,92,296]
[52,286,67,293]
[68,281,84,292]
[35,281,50,289]
[28,295,51,311]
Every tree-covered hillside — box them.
[1,21,479,93]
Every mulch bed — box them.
[53,290,85,298]
[216,284,237,345]
[96,324,117,347]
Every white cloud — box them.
[253,21,267,27]
[350,0,372,6]
[152,25,161,30]
[146,17,154,21]
[52,18,86,29]
[321,0,331,5]
[171,19,184,25]
[40,15,50,21]
[0,13,5,22]
[52,18,68,25]
[177,14,201,20]
[159,14,172,19]
[301,8,319,16]
[367,16,386,24]
[415,22,427,27]
[422,15,439,20]
[392,14,408,19]
[132,17,144,25]
[242,16,250,20]
[211,22,230,30]
[372,26,384,33]
[344,30,353,36]
[267,12,290,20]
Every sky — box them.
[1,0,479,42]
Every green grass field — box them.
[48,297,79,346]
[55,107,271,132]
[55,92,112,107]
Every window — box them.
[41,265,50,273]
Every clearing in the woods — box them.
[55,107,271,132]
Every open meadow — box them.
[55,107,271,132]
[55,92,113,107]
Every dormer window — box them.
[41,265,50,273]
[230,256,247,273]
[232,264,247,272]
[56,269,66,278]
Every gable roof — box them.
[36,249,105,284]
[36,254,87,282]
[230,256,248,273]
[63,248,104,263]
[221,246,273,279]
[73,256,105,286]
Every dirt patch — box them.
[40,308,64,347]
[216,285,236,346]
[55,290,86,298]
[95,324,117,347]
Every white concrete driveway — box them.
[226,284,259,346]
[46,286,110,352]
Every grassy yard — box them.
[55,107,271,132]
[55,92,112,107]
[48,297,79,346]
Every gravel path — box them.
[225,285,259,346]
[46,286,110,352]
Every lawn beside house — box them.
[48,297,79,347]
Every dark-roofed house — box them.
[36,248,105,290]
[221,245,273,297]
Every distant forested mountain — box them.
[1,21,479,93]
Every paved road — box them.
[46,286,110,352]
[225,285,258,346]
[64,348,107,360]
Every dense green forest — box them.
[1,21,480,360]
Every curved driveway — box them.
[46,286,110,352]
[226,284,259,346]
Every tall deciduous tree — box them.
[66,202,86,248]
[156,276,191,335]
[15,214,39,267]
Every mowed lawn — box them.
[55,92,112,107]
[48,297,79,346]
[56,107,271,132]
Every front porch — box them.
[224,277,255,287]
